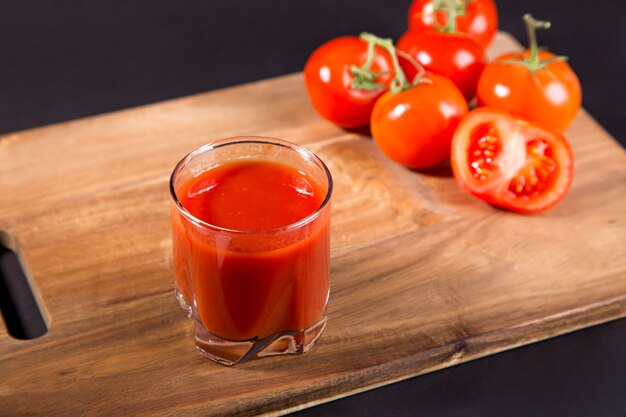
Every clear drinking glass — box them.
[169,137,332,365]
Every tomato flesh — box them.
[467,126,559,200]
[507,139,558,199]
[467,123,501,182]
[452,108,574,214]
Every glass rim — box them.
[169,136,333,235]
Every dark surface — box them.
[294,318,626,417]
[0,0,624,145]
[1,1,625,415]
[0,245,48,340]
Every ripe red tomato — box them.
[408,0,498,48]
[451,108,574,213]
[371,73,468,169]
[398,29,485,100]
[304,36,394,129]
[477,50,582,132]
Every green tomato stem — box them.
[359,32,412,94]
[433,0,472,33]
[362,36,376,73]
[350,35,386,91]
[433,0,456,32]
[524,14,551,68]
[396,50,431,86]
[499,14,569,73]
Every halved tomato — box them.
[451,108,574,214]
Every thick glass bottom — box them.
[194,314,327,366]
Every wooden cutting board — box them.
[1,33,625,416]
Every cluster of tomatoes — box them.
[304,0,581,214]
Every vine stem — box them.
[349,36,386,91]
[498,14,568,73]
[442,0,458,33]
[432,0,472,33]
[350,33,431,94]
[362,37,376,72]
[524,14,551,67]
[396,50,431,86]
[359,32,412,94]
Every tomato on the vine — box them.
[408,0,498,48]
[451,108,574,214]
[398,29,485,100]
[304,36,394,129]
[371,73,468,169]
[477,15,582,131]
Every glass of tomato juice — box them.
[169,136,332,366]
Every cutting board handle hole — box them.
[0,231,49,340]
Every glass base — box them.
[174,288,193,319]
[194,315,327,366]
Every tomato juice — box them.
[171,159,331,342]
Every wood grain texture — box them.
[1,32,625,416]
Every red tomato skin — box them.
[304,37,394,129]
[451,108,574,214]
[408,0,498,48]
[398,29,486,101]
[371,73,468,169]
[477,51,582,132]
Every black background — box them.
[0,0,624,144]
[1,1,625,416]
